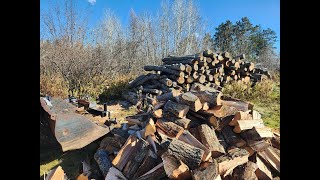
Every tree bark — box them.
[163,100,189,118]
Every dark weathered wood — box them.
[247,140,270,152]
[167,138,204,170]
[144,65,181,77]
[161,151,191,179]
[255,155,273,180]
[163,100,189,118]
[197,124,225,157]
[159,78,173,87]
[232,162,258,180]
[176,130,212,162]
[257,147,280,174]
[156,119,184,138]
[250,73,268,81]
[216,148,249,177]
[131,74,160,88]
[221,125,246,147]
[132,149,160,179]
[271,134,280,150]
[191,159,220,180]
[176,92,202,112]
[203,49,213,57]
[192,90,222,107]
[123,138,149,179]
[136,163,166,180]
[142,88,162,95]
[128,74,146,88]
[164,63,186,71]
[94,149,112,177]
[190,82,221,93]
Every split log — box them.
[112,135,138,171]
[190,83,221,93]
[252,110,262,119]
[94,149,112,177]
[192,90,222,107]
[132,149,160,179]
[105,167,127,180]
[144,118,156,138]
[271,135,280,150]
[233,119,265,133]
[189,127,201,142]
[161,151,191,179]
[255,155,273,180]
[156,119,184,138]
[257,147,280,173]
[247,140,270,152]
[167,138,205,170]
[197,124,225,157]
[156,89,182,102]
[229,111,252,126]
[46,166,65,180]
[232,162,258,180]
[176,130,212,161]
[123,139,149,179]
[191,159,220,180]
[136,163,166,180]
[176,92,202,112]
[221,125,246,147]
[163,100,189,118]
[217,133,228,151]
[146,135,158,153]
[216,148,249,177]
[163,112,192,129]
[152,109,163,118]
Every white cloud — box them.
[88,0,96,5]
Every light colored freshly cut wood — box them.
[161,151,191,179]
[144,118,156,138]
[112,135,138,171]
[233,119,265,133]
[105,167,127,180]
[255,155,273,180]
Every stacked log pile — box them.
[95,86,280,179]
[124,50,271,106]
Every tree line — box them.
[40,0,279,97]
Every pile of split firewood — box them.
[123,50,271,106]
[95,83,280,180]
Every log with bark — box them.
[163,100,190,118]
[191,159,221,180]
[197,124,225,157]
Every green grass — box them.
[223,78,280,129]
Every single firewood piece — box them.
[221,125,246,147]
[206,57,213,63]
[232,162,258,180]
[216,148,249,177]
[167,74,185,84]
[156,89,182,102]
[164,63,186,71]
[46,166,65,180]
[176,130,212,161]
[206,105,238,118]
[159,78,173,87]
[156,119,184,138]
[247,140,270,152]
[233,119,265,133]
[186,76,194,84]
[192,90,222,107]
[185,64,193,73]
[176,92,202,112]
[126,117,143,126]
[202,102,210,111]
[198,74,206,84]
[105,167,128,180]
[257,147,280,173]
[229,111,252,126]
[123,138,149,179]
[197,124,225,157]
[191,159,220,180]
[167,138,205,170]
[193,71,199,79]
[163,100,189,118]
[182,83,191,91]
[220,96,254,112]
[193,64,199,71]
[154,102,165,111]
[243,146,255,157]
[112,135,138,171]
[132,149,160,179]
[255,155,273,180]
[161,151,191,179]
[144,118,157,138]
[152,109,163,119]
[94,149,112,177]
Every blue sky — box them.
[40,0,280,51]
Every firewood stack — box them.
[124,50,271,107]
[96,86,280,179]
